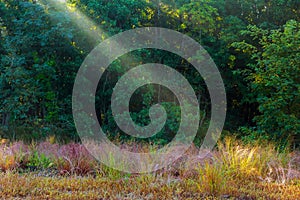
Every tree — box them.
[0,0,79,140]
[232,20,300,145]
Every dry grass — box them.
[0,137,299,199]
[0,171,299,199]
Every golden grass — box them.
[0,171,299,199]
[0,137,299,199]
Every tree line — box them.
[0,0,299,147]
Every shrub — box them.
[27,151,54,170]
[0,141,30,171]
[56,143,97,175]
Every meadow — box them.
[0,137,299,199]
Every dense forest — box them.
[0,0,299,148]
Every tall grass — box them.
[214,137,299,184]
[0,137,298,199]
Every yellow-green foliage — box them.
[216,137,291,182]
[196,162,226,196]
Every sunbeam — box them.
[38,0,107,45]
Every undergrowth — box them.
[0,137,298,199]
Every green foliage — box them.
[27,151,53,169]
[0,0,299,146]
[232,20,300,143]
[178,0,220,36]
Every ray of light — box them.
[38,0,108,45]
[37,0,139,68]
